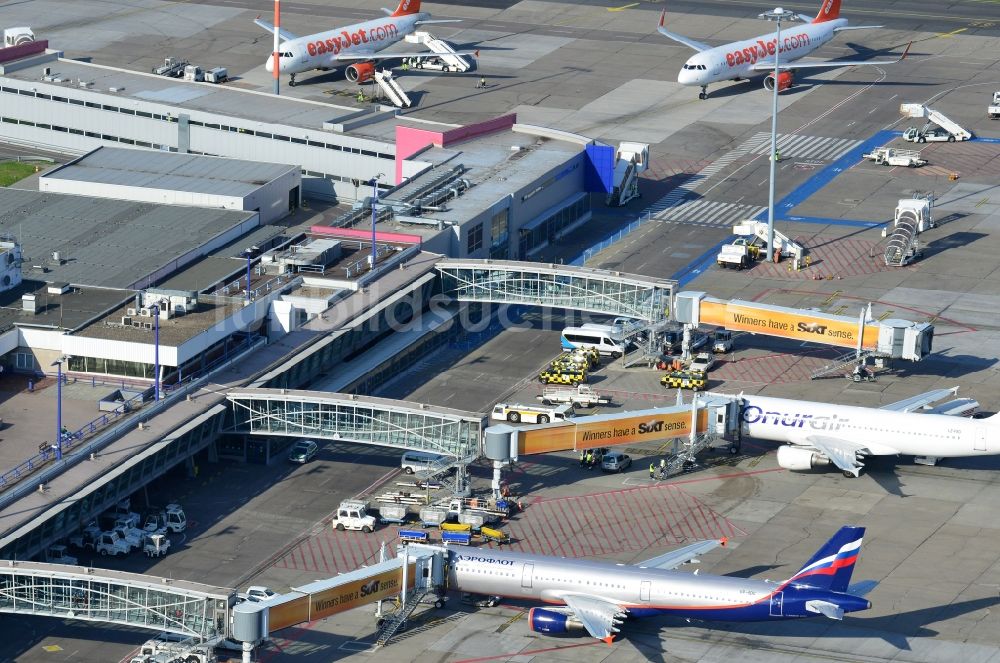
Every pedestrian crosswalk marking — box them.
[744,132,862,161]
[656,199,768,227]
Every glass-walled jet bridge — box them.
[436,259,675,322]
[227,389,484,460]
[0,561,232,639]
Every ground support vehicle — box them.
[162,504,187,532]
[442,530,472,545]
[538,369,585,386]
[661,370,707,391]
[462,593,501,607]
[143,534,170,558]
[538,385,610,408]
[44,544,78,565]
[550,349,598,371]
[863,146,927,167]
[378,504,410,525]
[69,523,101,551]
[480,526,510,545]
[399,529,429,544]
[419,507,449,528]
[903,126,956,143]
[689,352,715,373]
[717,242,753,269]
[331,500,377,533]
[492,402,574,424]
[713,330,733,353]
[96,531,131,556]
[990,91,1000,119]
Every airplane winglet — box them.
[475,49,480,58]
[901,41,912,61]
[658,8,666,27]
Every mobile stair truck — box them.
[990,91,1000,120]
[606,142,649,207]
[885,198,933,267]
[373,69,412,109]
[403,31,472,72]
[900,103,973,142]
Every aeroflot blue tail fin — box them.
[788,526,864,592]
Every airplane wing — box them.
[882,387,959,412]
[253,17,299,42]
[751,41,910,72]
[333,50,479,61]
[802,435,870,477]
[657,10,710,53]
[415,19,462,25]
[636,537,728,570]
[561,594,627,644]
[834,25,884,32]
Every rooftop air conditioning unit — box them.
[139,307,151,317]
[126,308,137,317]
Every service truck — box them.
[716,242,752,270]
[990,91,1000,120]
[491,403,574,424]
[903,126,956,143]
[537,385,610,408]
[713,330,734,353]
[331,500,377,533]
[143,533,170,558]
[863,147,927,168]
[96,531,131,556]
[44,544,78,565]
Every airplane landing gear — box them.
[289,74,297,87]
[699,86,708,100]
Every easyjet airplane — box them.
[256,0,474,86]
[657,0,909,99]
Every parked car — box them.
[242,586,277,603]
[689,352,715,373]
[601,451,632,473]
[288,439,319,463]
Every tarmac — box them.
[5,0,1000,661]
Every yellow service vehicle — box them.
[660,370,707,391]
[539,369,585,386]
[550,348,598,371]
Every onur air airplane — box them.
[256,0,474,86]
[738,387,996,477]
[450,526,874,643]
[657,0,909,99]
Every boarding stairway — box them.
[733,220,805,263]
[375,70,411,108]
[374,587,431,648]
[899,103,973,140]
[404,31,472,72]
[884,213,920,267]
[606,143,648,207]
[810,350,873,380]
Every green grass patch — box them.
[0,161,38,187]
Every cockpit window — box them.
[280,52,293,58]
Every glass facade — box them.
[438,261,674,322]
[519,195,589,257]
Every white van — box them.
[491,403,575,424]
[401,451,450,474]
[561,326,627,357]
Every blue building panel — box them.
[584,144,615,193]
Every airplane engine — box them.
[763,71,794,91]
[346,62,376,83]
[528,608,583,634]
[776,445,830,471]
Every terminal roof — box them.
[0,188,256,290]
[42,147,297,198]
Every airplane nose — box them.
[265,57,274,73]
[677,69,694,85]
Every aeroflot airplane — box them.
[255,0,474,86]
[657,0,909,99]
[449,526,874,643]
[739,388,996,477]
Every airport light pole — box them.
[368,173,385,271]
[51,357,65,461]
[759,7,797,262]
[272,0,281,96]
[150,304,161,402]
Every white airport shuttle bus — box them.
[657,0,909,99]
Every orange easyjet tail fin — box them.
[391,0,420,16]
[812,0,841,23]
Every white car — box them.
[689,352,715,373]
[242,586,277,603]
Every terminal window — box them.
[467,224,484,254]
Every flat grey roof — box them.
[0,281,128,335]
[2,57,424,143]
[42,147,297,198]
[0,188,256,290]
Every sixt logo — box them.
[638,420,685,434]
[742,405,847,431]
[798,322,827,335]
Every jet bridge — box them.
[232,545,448,659]
[674,291,934,367]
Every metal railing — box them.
[0,336,266,506]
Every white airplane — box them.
[739,387,993,476]
[657,0,910,99]
[256,0,475,86]
[450,525,874,643]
